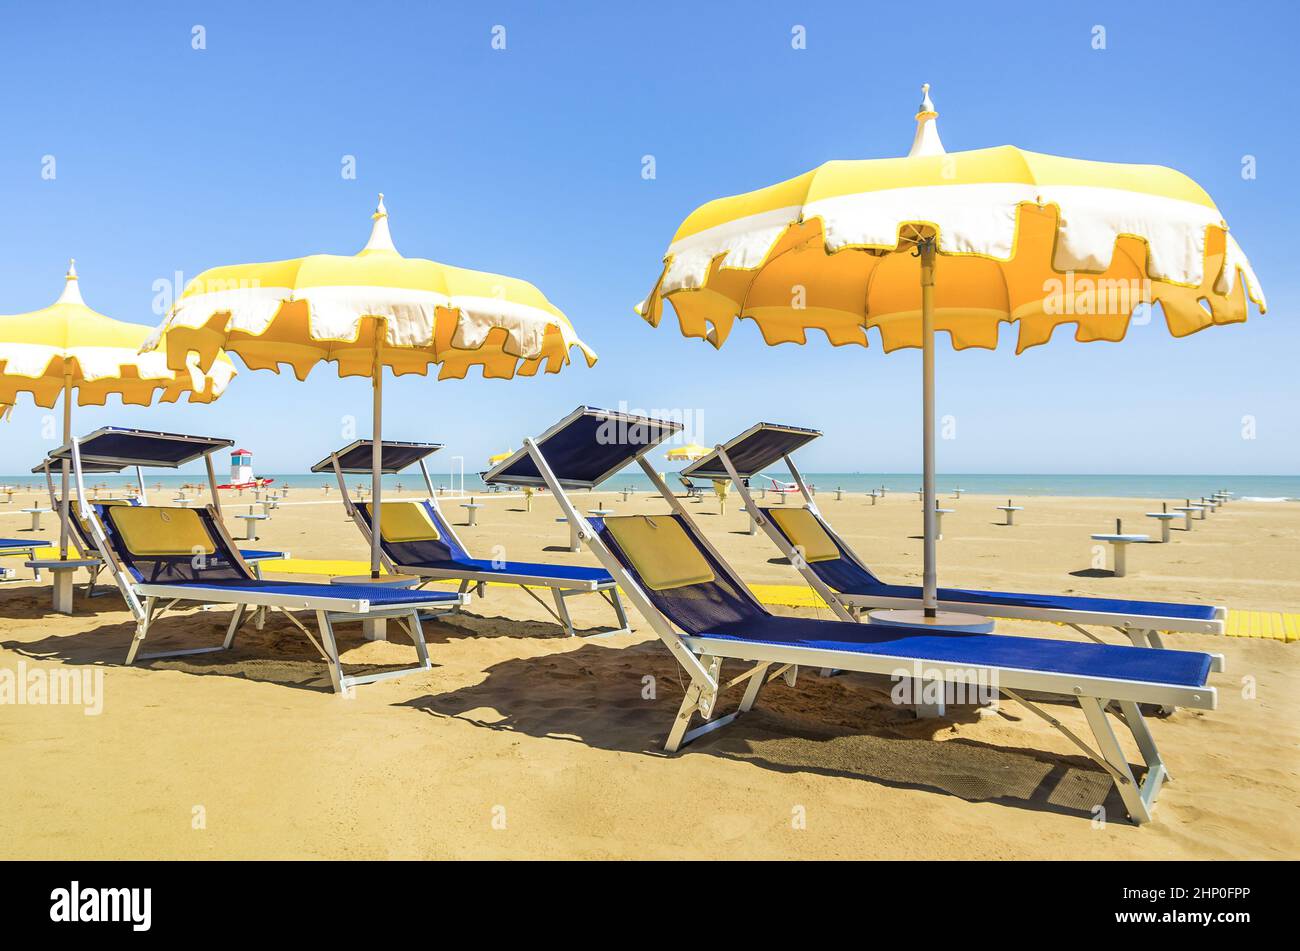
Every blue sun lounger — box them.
[1,537,50,582]
[33,449,289,600]
[63,428,465,694]
[684,423,1226,658]
[314,435,630,637]
[514,407,1219,824]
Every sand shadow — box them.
[400,641,1132,823]
[429,608,621,642]
[0,602,473,694]
[1069,568,1115,578]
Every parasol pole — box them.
[54,260,84,563]
[59,371,72,561]
[919,237,938,617]
[370,321,384,579]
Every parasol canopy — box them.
[0,260,236,601]
[146,195,596,578]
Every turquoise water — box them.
[4,471,1296,500]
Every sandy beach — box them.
[1,486,1297,859]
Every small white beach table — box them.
[21,507,50,532]
[952,487,965,499]
[1145,511,1179,543]
[460,502,482,526]
[1200,497,1219,514]
[996,502,1023,526]
[1091,532,1149,577]
[24,555,101,613]
[328,573,421,641]
[1173,504,1202,530]
[933,507,954,540]
[172,494,191,507]
[236,509,268,541]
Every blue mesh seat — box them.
[592,514,1213,690]
[93,504,462,694]
[581,511,1217,825]
[759,505,1224,634]
[352,499,627,637]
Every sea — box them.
[3,471,1296,502]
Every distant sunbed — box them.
[683,423,1226,658]
[32,452,288,601]
[58,428,465,694]
[316,437,629,637]
[0,537,49,582]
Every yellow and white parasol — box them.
[665,442,710,462]
[147,195,596,577]
[0,260,237,570]
[639,85,1265,627]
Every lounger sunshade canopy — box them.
[483,406,683,489]
[32,457,125,475]
[682,422,821,480]
[310,439,443,475]
[47,428,234,469]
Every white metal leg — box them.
[1078,696,1151,824]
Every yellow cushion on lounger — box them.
[377,502,441,543]
[110,506,216,556]
[604,515,715,590]
[766,508,839,563]
[73,498,131,535]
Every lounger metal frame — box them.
[704,424,1226,658]
[323,443,631,638]
[523,428,1216,825]
[67,436,462,695]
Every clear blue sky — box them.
[1,1,1295,476]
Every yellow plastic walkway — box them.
[6,549,1296,642]
[269,556,1299,642]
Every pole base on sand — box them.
[866,608,994,634]
[329,574,421,641]
[867,609,993,718]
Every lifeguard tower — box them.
[218,447,274,490]
[231,448,253,484]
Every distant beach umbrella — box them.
[145,195,596,578]
[665,442,710,461]
[638,85,1266,625]
[488,450,515,466]
[0,259,236,566]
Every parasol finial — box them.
[54,257,86,306]
[908,82,946,158]
[361,193,398,254]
